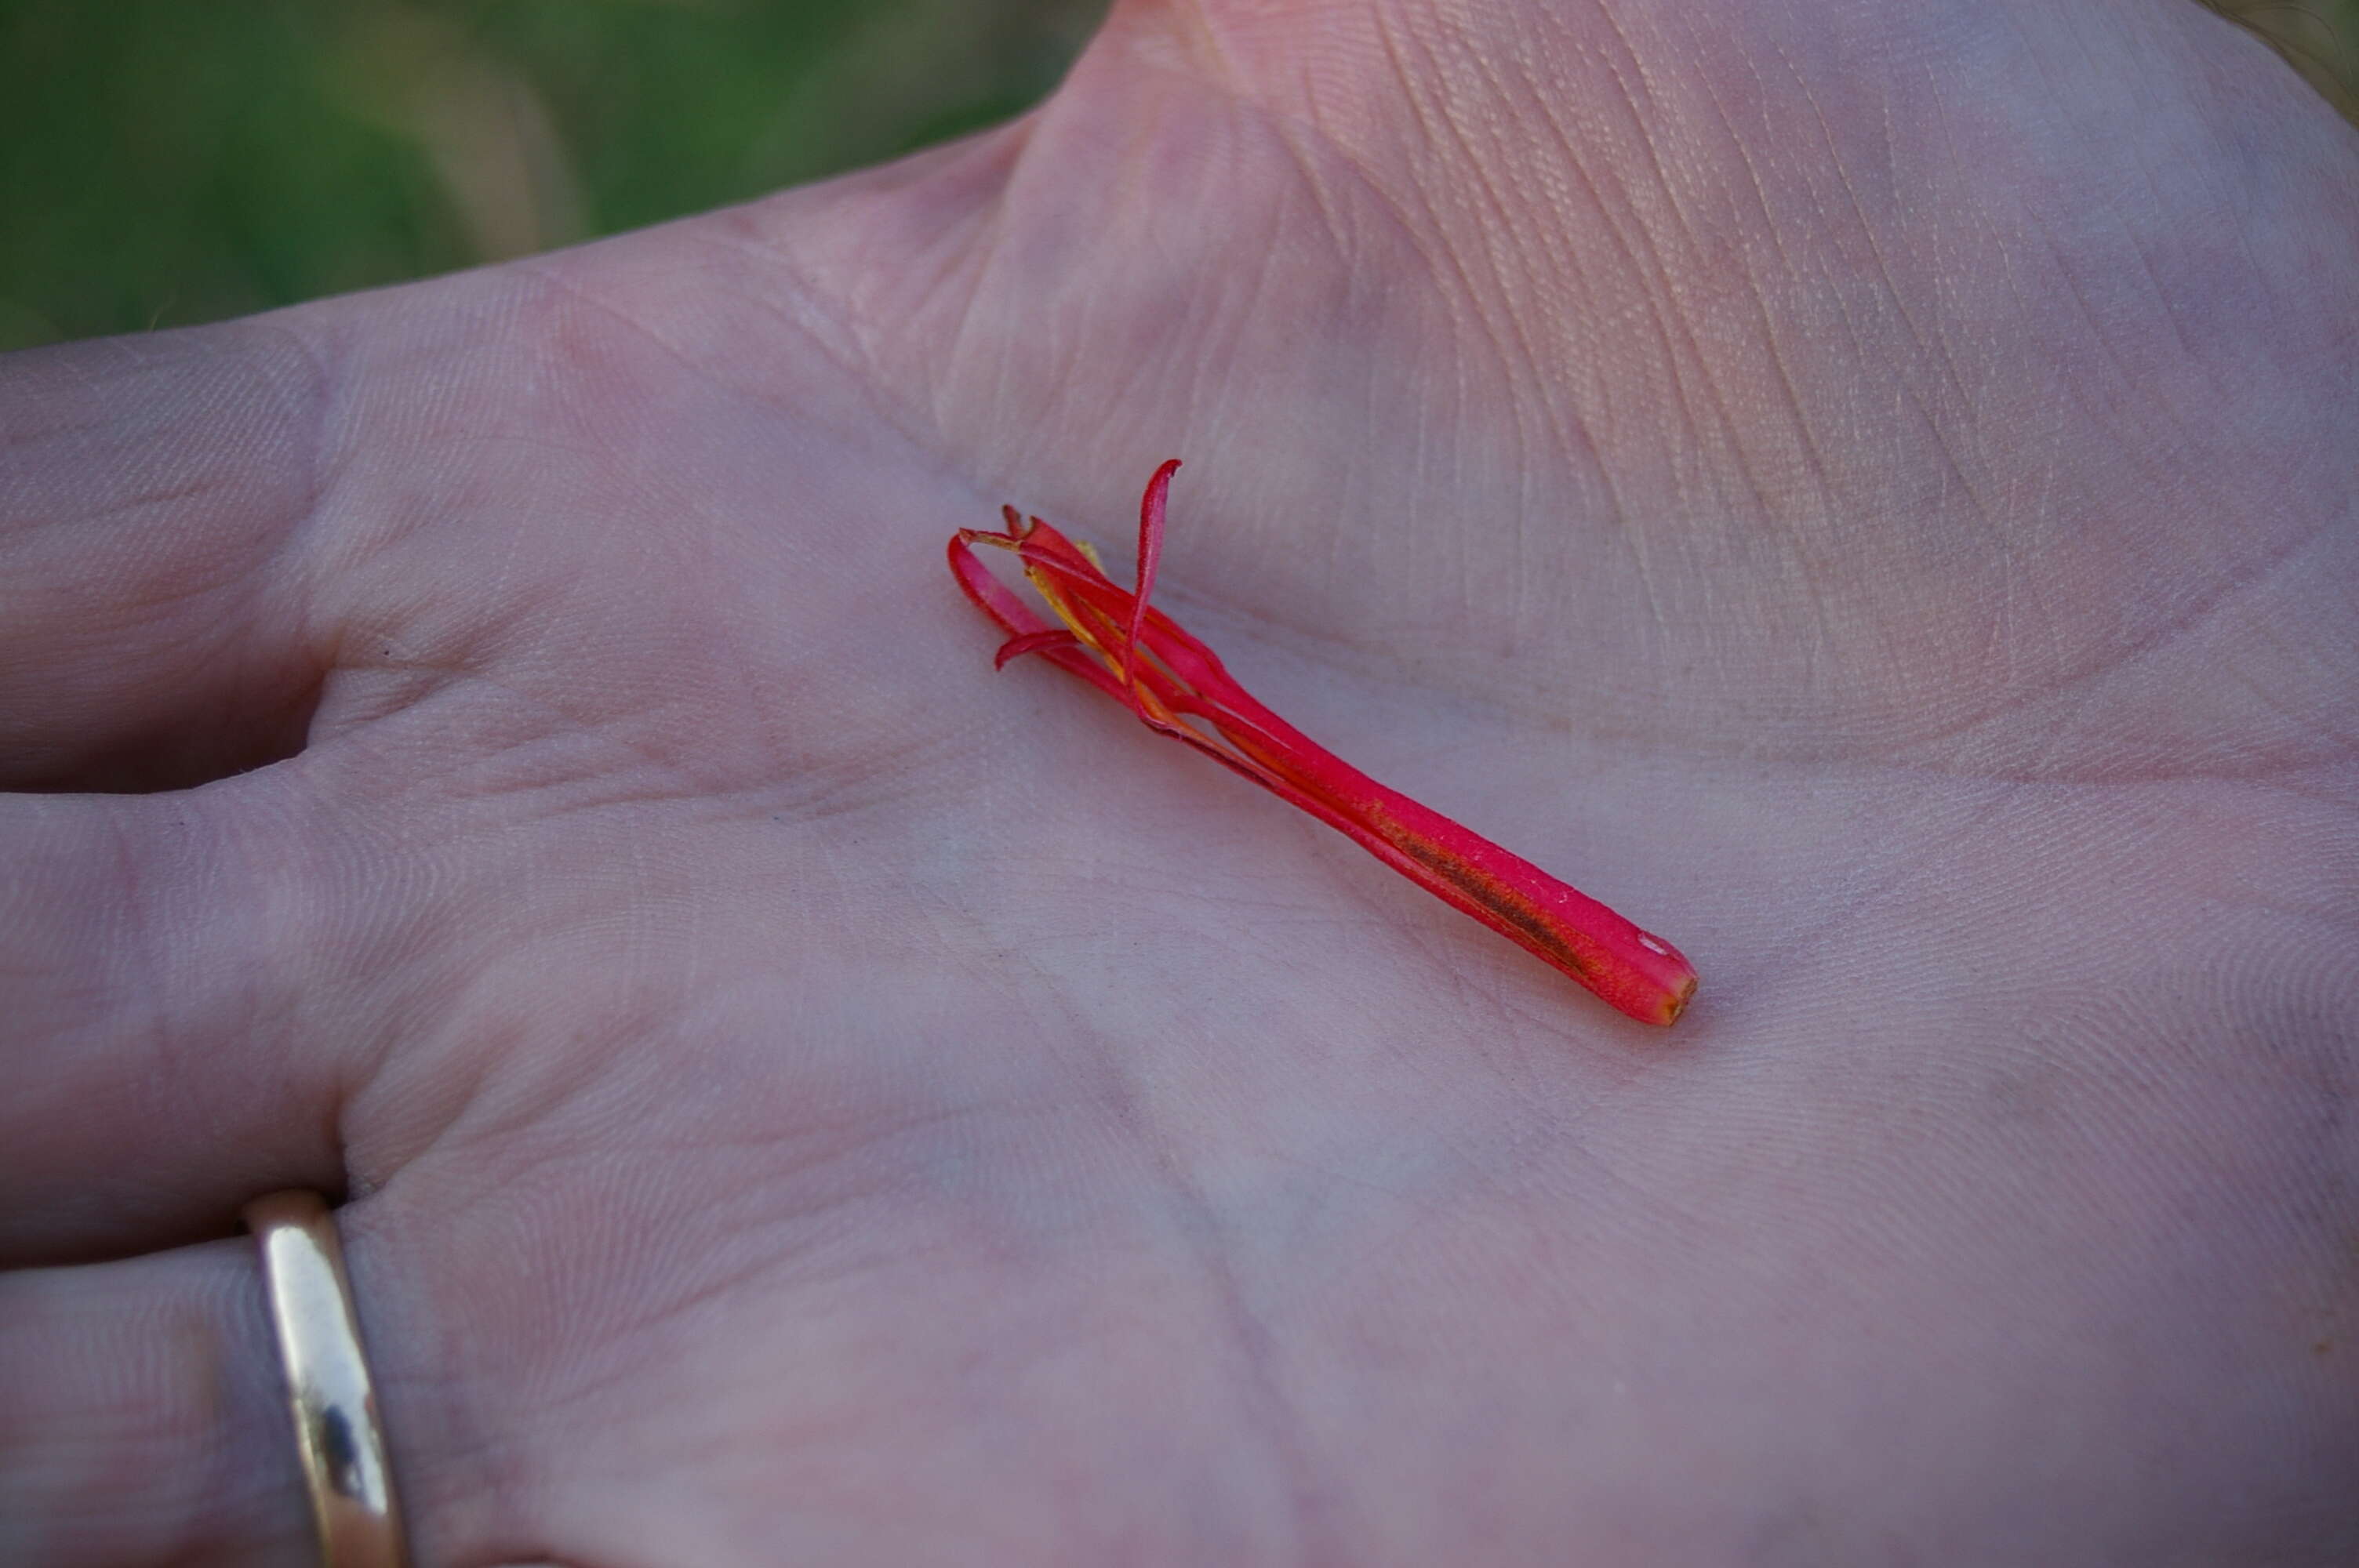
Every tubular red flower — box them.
[948,461,1698,1026]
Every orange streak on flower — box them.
[948,463,1698,1026]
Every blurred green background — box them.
[0,0,2349,352]
[0,0,1107,350]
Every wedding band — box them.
[245,1189,413,1568]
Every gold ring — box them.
[245,1189,413,1568]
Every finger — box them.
[0,325,329,791]
[0,780,346,1265]
[0,1237,311,1567]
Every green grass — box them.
[0,0,1105,349]
[1,0,2349,352]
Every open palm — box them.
[6,1,2354,1562]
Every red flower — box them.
[949,461,1698,1026]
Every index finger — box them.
[0,324,333,791]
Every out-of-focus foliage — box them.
[0,0,1105,349]
[0,0,2348,352]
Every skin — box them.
[2,0,2354,1561]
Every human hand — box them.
[5,0,2354,1561]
